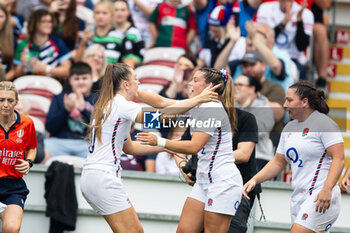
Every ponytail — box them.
[86,63,131,144]
[290,80,329,114]
[199,68,237,134]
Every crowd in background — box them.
[0,0,334,174]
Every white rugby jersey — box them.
[277,111,343,198]
[256,1,314,65]
[189,101,241,184]
[84,94,141,176]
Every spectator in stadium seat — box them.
[302,0,332,92]
[234,0,261,37]
[227,50,285,146]
[113,0,145,68]
[234,74,274,171]
[149,0,197,51]
[159,52,197,100]
[0,0,24,40]
[45,62,97,158]
[192,0,233,47]
[198,5,232,68]
[83,43,107,93]
[256,0,314,81]
[49,0,86,51]
[75,1,141,67]
[13,9,71,81]
[244,80,344,233]
[244,51,285,147]
[127,0,162,47]
[215,21,294,93]
[17,0,50,20]
[0,4,15,81]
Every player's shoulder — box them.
[200,101,222,108]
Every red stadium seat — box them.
[135,65,174,81]
[138,77,170,86]
[143,47,185,64]
[143,60,176,68]
[18,94,51,124]
[14,75,62,100]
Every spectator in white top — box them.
[256,0,314,81]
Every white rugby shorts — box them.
[292,186,341,233]
[81,169,131,215]
[189,174,243,216]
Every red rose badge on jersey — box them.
[302,128,309,137]
[302,213,308,220]
[207,198,213,206]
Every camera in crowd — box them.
[181,156,198,182]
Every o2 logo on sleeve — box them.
[286,147,303,167]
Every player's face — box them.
[114,1,130,24]
[0,90,17,117]
[94,3,113,27]
[188,71,208,98]
[284,88,306,120]
[69,73,94,96]
[126,69,139,98]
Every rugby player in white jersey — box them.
[137,68,243,233]
[80,63,219,233]
[243,80,344,233]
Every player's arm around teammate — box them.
[137,68,243,233]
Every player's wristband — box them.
[157,136,166,148]
[45,65,52,75]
